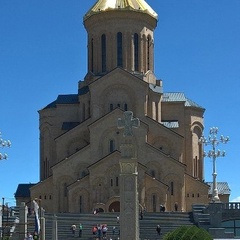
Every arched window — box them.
[79,196,83,213]
[117,32,123,67]
[134,33,139,71]
[110,179,113,187]
[152,194,156,212]
[101,34,106,72]
[64,183,68,197]
[147,36,151,70]
[110,104,114,111]
[116,177,119,186]
[124,103,128,111]
[91,38,94,72]
[82,103,85,121]
[109,139,115,153]
[170,181,174,196]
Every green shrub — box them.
[163,225,212,240]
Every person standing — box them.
[97,224,102,239]
[25,232,33,240]
[102,224,108,239]
[33,231,39,240]
[71,224,76,237]
[174,202,178,211]
[112,226,116,236]
[79,223,83,237]
[156,225,161,235]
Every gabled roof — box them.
[162,92,204,109]
[206,182,231,195]
[15,183,36,198]
[43,94,79,109]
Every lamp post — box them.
[199,127,229,202]
[0,131,11,160]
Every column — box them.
[119,139,139,240]
[19,202,27,240]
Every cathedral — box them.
[30,0,210,213]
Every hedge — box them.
[163,225,213,240]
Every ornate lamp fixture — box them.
[199,127,229,202]
[0,131,11,160]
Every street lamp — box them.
[199,127,229,202]
[0,131,11,160]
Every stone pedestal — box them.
[208,202,223,227]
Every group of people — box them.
[159,202,178,212]
[24,231,39,240]
[92,224,110,239]
[70,223,83,237]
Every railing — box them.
[222,202,240,210]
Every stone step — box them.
[7,211,194,239]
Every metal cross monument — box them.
[117,111,140,136]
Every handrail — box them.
[222,202,240,210]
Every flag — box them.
[33,200,40,234]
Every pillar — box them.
[52,214,58,240]
[119,138,139,240]
[19,202,27,239]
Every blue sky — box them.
[0,0,239,206]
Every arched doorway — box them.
[109,201,120,212]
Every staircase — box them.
[5,210,194,239]
[38,211,194,240]
[192,204,210,230]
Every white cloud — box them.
[230,196,240,202]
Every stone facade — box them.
[30,0,210,213]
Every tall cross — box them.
[117,111,140,136]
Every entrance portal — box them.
[109,201,120,212]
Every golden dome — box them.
[84,0,158,20]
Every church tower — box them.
[31,0,210,214]
[84,0,158,78]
